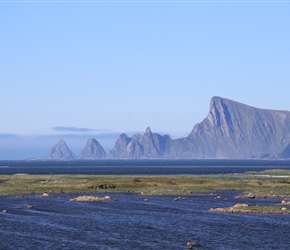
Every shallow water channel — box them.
[1,191,290,249]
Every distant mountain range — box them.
[46,96,290,160]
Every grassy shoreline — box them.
[2,169,290,214]
[1,169,290,197]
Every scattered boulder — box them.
[97,184,116,189]
[98,184,108,189]
[27,204,33,209]
[2,209,8,213]
[42,193,49,197]
[174,197,183,201]
[69,195,113,202]
[186,241,201,248]
[144,199,149,202]
[208,208,226,213]
[233,203,248,208]
[247,192,255,199]
[280,200,290,205]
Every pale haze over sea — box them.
[1,1,289,159]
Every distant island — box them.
[46,96,290,160]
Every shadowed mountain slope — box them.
[78,138,107,159]
[45,139,76,160]
[184,96,290,158]
[108,127,171,158]
[46,97,290,159]
[109,97,290,159]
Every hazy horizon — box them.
[1,1,290,159]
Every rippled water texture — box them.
[1,191,290,249]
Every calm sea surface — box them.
[1,159,290,249]
[1,159,290,175]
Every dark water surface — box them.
[1,159,290,175]
[1,160,290,249]
[1,192,290,249]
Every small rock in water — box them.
[144,199,149,202]
[233,203,248,208]
[247,192,255,199]
[2,209,8,213]
[69,195,113,202]
[186,241,201,248]
[27,204,33,209]
[42,193,49,197]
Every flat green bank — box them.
[1,169,290,197]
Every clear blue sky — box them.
[0,0,290,158]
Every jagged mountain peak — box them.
[45,139,76,160]
[188,96,290,158]
[58,139,66,144]
[78,138,106,159]
[45,96,290,159]
[145,127,152,134]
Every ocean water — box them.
[1,160,290,249]
[1,159,290,175]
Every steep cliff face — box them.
[46,97,290,159]
[108,133,132,158]
[108,97,290,159]
[279,144,290,158]
[45,139,76,160]
[78,138,107,159]
[108,127,171,158]
[187,96,290,158]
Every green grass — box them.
[246,169,290,176]
[1,170,290,197]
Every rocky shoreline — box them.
[69,195,113,202]
[209,202,290,214]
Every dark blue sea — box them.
[1,159,290,249]
[1,159,290,175]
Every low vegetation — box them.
[1,169,290,197]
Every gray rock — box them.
[181,96,290,159]
[108,133,132,158]
[186,241,201,248]
[247,192,255,199]
[45,139,76,160]
[109,96,290,159]
[78,138,107,159]
[109,127,171,158]
[46,96,290,160]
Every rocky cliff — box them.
[108,127,171,158]
[185,96,290,158]
[45,139,76,160]
[46,97,290,159]
[109,96,290,159]
[78,138,107,159]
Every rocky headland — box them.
[46,96,290,160]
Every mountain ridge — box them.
[45,97,290,160]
